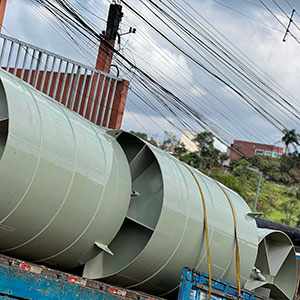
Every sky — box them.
[3,0,300,148]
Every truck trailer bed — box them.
[0,254,162,300]
[0,254,274,300]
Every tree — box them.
[191,132,224,170]
[130,131,158,147]
[219,153,229,165]
[281,129,300,155]
[280,156,296,173]
[148,138,158,147]
[179,152,201,168]
[130,131,148,141]
[279,198,300,226]
[193,132,215,156]
[173,142,187,156]
[232,159,250,177]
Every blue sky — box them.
[3,0,300,146]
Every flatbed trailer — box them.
[0,254,275,300]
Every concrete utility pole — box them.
[96,4,123,73]
[0,0,7,33]
[247,167,263,212]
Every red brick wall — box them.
[4,68,128,129]
[229,140,283,163]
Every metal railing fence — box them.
[0,33,122,127]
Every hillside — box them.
[206,158,300,227]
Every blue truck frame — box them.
[0,254,272,300]
[179,268,271,300]
[0,254,162,300]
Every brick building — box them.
[228,140,283,163]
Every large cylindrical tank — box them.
[83,132,259,295]
[0,69,296,299]
[0,69,131,268]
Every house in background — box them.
[228,140,283,164]
[180,131,227,153]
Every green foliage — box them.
[179,152,201,168]
[210,167,300,226]
[214,153,300,226]
[289,168,300,183]
[193,132,215,156]
[130,131,148,141]
[248,156,280,178]
[280,156,296,173]
[219,153,229,164]
[279,198,300,226]
[130,131,158,147]
[175,131,226,170]
[148,138,158,147]
[232,159,250,177]
[173,142,187,156]
[208,169,244,197]
[181,129,300,226]
[231,155,300,186]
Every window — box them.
[255,149,264,155]
[265,151,271,156]
[278,153,282,158]
[272,152,277,158]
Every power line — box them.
[133,0,300,132]
[122,0,287,131]
[144,0,300,129]
[26,0,293,159]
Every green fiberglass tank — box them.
[0,69,131,268]
[83,132,259,295]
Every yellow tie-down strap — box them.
[214,180,241,298]
[183,164,212,299]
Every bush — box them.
[232,159,250,177]
[248,156,280,180]
[289,168,300,184]
[208,169,244,197]
[277,173,294,185]
[280,156,296,173]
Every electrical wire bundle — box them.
[23,0,300,158]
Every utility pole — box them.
[283,9,295,42]
[0,0,7,33]
[96,4,123,73]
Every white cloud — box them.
[190,85,205,97]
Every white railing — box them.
[0,33,122,127]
